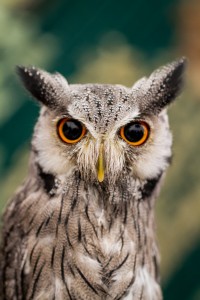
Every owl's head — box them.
[17,59,186,185]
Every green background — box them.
[0,0,200,299]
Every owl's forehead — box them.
[67,84,138,132]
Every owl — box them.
[0,58,186,300]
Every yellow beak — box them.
[97,143,105,182]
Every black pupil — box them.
[124,122,145,143]
[62,120,83,140]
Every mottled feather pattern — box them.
[0,58,186,299]
[1,166,162,299]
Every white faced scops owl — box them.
[0,58,186,300]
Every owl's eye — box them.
[120,121,150,146]
[57,118,86,144]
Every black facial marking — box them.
[37,165,56,196]
[141,173,162,199]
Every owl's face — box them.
[18,58,186,184]
[32,85,172,184]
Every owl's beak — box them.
[97,143,105,182]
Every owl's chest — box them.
[22,187,161,299]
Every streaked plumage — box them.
[0,58,186,299]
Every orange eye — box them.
[57,118,86,144]
[120,121,150,146]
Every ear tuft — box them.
[149,57,187,113]
[16,66,69,109]
[132,57,187,114]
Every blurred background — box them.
[0,0,200,298]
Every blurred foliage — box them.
[0,1,200,299]
[0,4,59,176]
[71,32,147,85]
[0,5,58,125]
